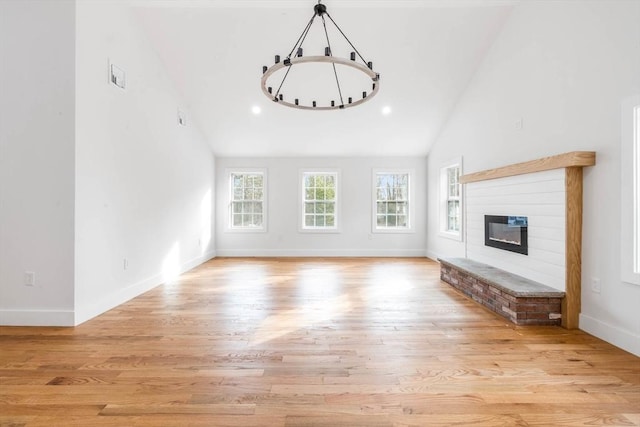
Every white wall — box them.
[74,1,215,323]
[216,157,426,256]
[426,0,640,355]
[0,0,76,325]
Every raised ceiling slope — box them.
[133,0,516,157]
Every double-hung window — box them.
[229,170,266,231]
[301,171,338,231]
[440,158,463,240]
[374,171,411,231]
[446,166,461,232]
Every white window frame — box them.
[621,95,640,285]
[372,169,414,233]
[439,157,463,241]
[227,168,267,233]
[299,169,341,233]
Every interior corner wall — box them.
[0,0,76,326]
[215,157,427,257]
[74,0,215,324]
[426,0,640,355]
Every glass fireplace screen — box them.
[484,215,528,255]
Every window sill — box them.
[439,230,463,242]
[299,228,341,234]
[226,227,267,233]
[621,271,640,287]
[372,227,414,234]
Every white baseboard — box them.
[75,250,216,325]
[215,248,427,257]
[73,272,163,326]
[0,251,216,328]
[579,313,640,357]
[425,249,441,262]
[0,309,75,327]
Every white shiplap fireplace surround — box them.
[460,152,596,329]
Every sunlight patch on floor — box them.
[250,293,353,346]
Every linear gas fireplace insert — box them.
[484,215,528,255]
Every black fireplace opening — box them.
[484,215,528,255]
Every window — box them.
[446,166,461,232]
[301,171,338,231]
[622,96,640,285]
[229,170,266,231]
[374,171,411,231]
[440,158,463,240]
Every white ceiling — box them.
[133,0,516,157]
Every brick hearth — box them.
[439,258,565,326]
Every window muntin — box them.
[446,165,461,233]
[302,172,337,230]
[375,173,409,229]
[229,172,265,230]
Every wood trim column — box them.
[563,167,583,329]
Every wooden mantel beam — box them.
[460,151,596,184]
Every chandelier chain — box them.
[274,66,292,101]
[286,12,316,60]
[325,12,369,65]
[276,12,316,99]
[321,14,344,106]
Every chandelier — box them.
[261,1,380,111]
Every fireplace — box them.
[484,215,528,255]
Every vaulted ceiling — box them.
[133,0,516,157]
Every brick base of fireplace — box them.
[438,258,565,326]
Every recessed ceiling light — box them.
[251,105,262,115]
[382,106,392,115]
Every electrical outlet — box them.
[178,109,187,126]
[109,63,125,89]
[515,118,523,130]
[24,271,35,286]
[123,258,128,270]
[591,278,601,293]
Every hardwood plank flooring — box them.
[1,257,638,426]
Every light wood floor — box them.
[1,257,638,426]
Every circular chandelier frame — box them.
[261,56,379,111]
[261,1,380,111]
